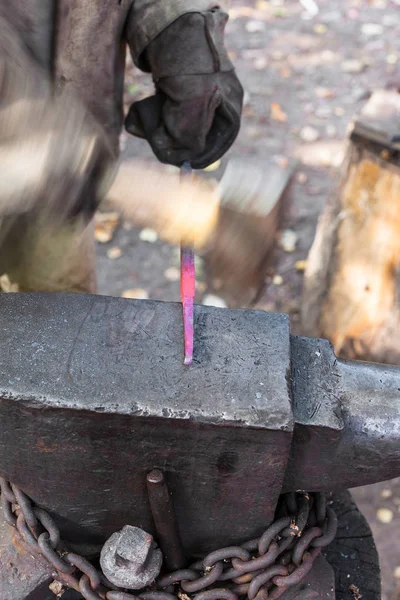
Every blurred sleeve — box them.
[0,15,115,220]
[125,0,220,71]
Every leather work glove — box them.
[125,8,243,169]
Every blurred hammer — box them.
[107,157,295,304]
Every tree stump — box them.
[302,90,400,364]
[325,491,381,600]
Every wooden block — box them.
[302,90,400,364]
[205,157,296,307]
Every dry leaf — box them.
[49,581,64,597]
[255,56,268,70]
[297,172,308,184]
[95,211,120,243]
[295,260,308,272]
[121,289,149,300]
[245,20,266,33]
[315,87,335,99]
[270,102,288,123]
[349,584,362,600]
[280,229,298,253]
[380,488,393,499]
[0,274,19,293]
[107,246,122,260]
[272,274,283,286]
[139,228,158,243]
[279,67,292,78]
[313,23,327,34]
[299,126,320,142]
[273,155,289,168]
[164,267,180,282]
[376,508,393,523]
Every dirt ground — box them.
[95,1,400,598]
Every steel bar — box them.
[146,469,185,570]
[180,161,195,366]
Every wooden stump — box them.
[302,91,400,364]
[325,491,381,600]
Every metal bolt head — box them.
[100,525,163,589]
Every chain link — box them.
[0,478,337,600]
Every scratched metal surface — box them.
[0,293,293,553]
[0,293,292,427]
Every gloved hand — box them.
[125,8,243,169]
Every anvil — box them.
[0,293,397,599]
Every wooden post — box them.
[302,90,400,364]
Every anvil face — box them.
[0,293,293,553]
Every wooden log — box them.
[324,491,381,600]
[302,90,400,364]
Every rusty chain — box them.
[0,478,337,600]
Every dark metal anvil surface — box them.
[0,293,399,556]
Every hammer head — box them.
[206,157,295,306]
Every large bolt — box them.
[100,525,163,589]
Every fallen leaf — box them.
[270,102,288,122]
[394,566,400,579]
[255,56,268,70]
[49,581,64,597]
[296,172,308,184]
[271,50,284,61]
[95,212,120,243]
[299,0,319,15]
[299,126,320,142]
[279,67,292,78]
[313,23,327,34]
[280,229,298,253]
[341,59,366,73]
[272,274,283,286]
[361,23,383,36]
[107,246,122,260]
[245,20,266,33]
[295,260,308,271]
[380,488,393,499]
[273,155,289,168]
[349,584,362,600]
[0,274,19,293]
[164,267,180,282]
[387,54,398,65]
[376,508,393,523]
[334,107,345,117]
[315,87,335,99]
[121,289,149,300]
[326,124,337,138]
[139,228,158,243]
